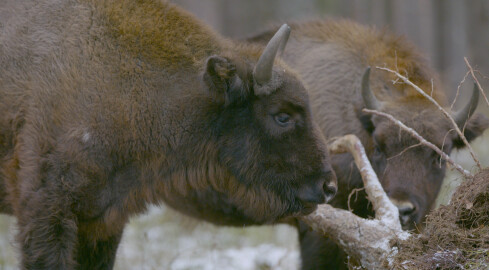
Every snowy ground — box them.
[114,207,299,270]
[0,206,299,270]
[0,131,487,270]
[0,217,16,270]
[435,130,489,207]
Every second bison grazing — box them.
[0,0,337,269]
[249,19,489,269]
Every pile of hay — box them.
[390,169,489,269]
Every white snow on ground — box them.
[435,131,489,207]
[0,205,300,270]
[169,244,297,270]
[0,216,16,270]
[114,206,299,270]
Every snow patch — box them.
[82,131,90,142]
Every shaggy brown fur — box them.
[0,1,337,269]
[248,19,489,269]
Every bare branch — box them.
[465,57,489,108]
[475,70,489,81]
[363,109,473,178]
[302,205,397,269]
[387,143,423,161]
[375,66,481,170]
[451,70,470,111]
[301,134,410,269]
[328,135,401,227]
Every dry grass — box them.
[391,168,489,269]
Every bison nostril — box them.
[397,202,416,226]
[323,182,337,203]
[398,205,415,215]
[297,182,326,205]
[390,198,417,227]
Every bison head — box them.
[200,25,337,224]
[359,67,489,230]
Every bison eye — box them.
[274,113,293,127]
[372,145,383,159]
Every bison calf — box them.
[0,1,337,269]
[249,19,489,269]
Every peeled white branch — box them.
[300,135,410,269]
[328,135,400,228]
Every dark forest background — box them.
[172,0,489,113]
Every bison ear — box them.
[453,113,489,148]
[356,108,375,134]
[359,113,375,134]
[204,55,247,105]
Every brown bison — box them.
[249,19,489,269]
[0,1,337,269]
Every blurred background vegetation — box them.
[1,0,489,269]
[174,0,489,107]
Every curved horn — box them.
[453,83,480,127]
[253,24,291,86]
[361,67,380,110]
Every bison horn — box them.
[253,24,291,86]
[361,67,381,110]
[453,83,480,127]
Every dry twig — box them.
[464,57,489,108]
[376,66,481,170]
[347,187,364,212]
[328,135,401,225]
[451,70,470,111]
[363,109,472,178]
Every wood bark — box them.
[300,135,410,269]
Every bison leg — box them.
[297,220,349,270]
[16,203,78,269]
[0,177,12,214]
[14,155,83,269]
[75,232,123,270]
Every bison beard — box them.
[0,0,336,269]
[247,19,489,269]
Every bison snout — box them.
[323,181,337,203]
[323,168,337,203]
[390,199,417,229]
[297,174,337,206]
[399,204,416,226]
[297,182,327,205]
